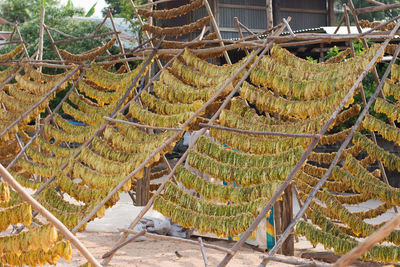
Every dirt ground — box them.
[51,231,328,267]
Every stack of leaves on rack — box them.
[0,181,72,266]
[11,54,180,230]
[152,43,400,261]
[0,40,179,231]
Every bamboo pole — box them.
[108,10,131,71]
[44,25,64,61]
[356,3,400,14]
[33,38,165,197]
[130,0,163,69]
[334,16,345,34]
[0,41,21,46]
[102,229,147,259]
[0,65,80,139]
[334,213,400,267]
[234,17,249,55]
[218,21,400,267]
[366,0,384,6]
[260,256,328,267]
[37,6,45,72]
[0,164,101,266]
[54,31,119,45]
[204,0,232,64]
[104,117,180,131]
[198,123,319,138]
[343,3,397,213]
[14,23,29,58]
[136,0,175,8]
[257,28,400,267]
[46,25,76,38]
[101,19,289,265]
[198,237,209,267]
[266,0,273,31]
[283,18,296,37]
[118,228,233,254]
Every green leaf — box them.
[66,0,73,10]
[42,0,46,7]
[85,3,97,17]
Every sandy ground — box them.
[43,193,399,266]
[45,193,331,266]
[52,231,330,267]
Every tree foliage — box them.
[0,0,116,65]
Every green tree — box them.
[102,0,146,34]
[0,0,116,64]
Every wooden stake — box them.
[130,0,163,69]
[204,0,232,64]
[14,23,29,58]
[333,213,400,267]
[257,30,400,267]
[219,21,400,267]
[108,10,131,71]
[260,256,328,267]
[365,0,384,6]
[102,229,147,259]
[0,164,101,267]
[234,17,249,55]
[136,0,175,8]
[54,31,119,45]
[37,6,45,72]
[266,0,273,31]
[44,25,64,61]
[198,237,209,267]
[136,167,150,206]
[118,228,233,254]
[356,3,400,14]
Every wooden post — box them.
[136,167,151,206]
[328,0,335,26]
[108,10,131,71]
[37,6,45,72]
[198,237,209,267]
[118,228,233,254]
[102,229,147,259]
[204,0,232,65]
[234,17,249,55]
[273,201,282,255]
[272,0,281,26]
[281,184,294,256]
[44,25,64,61]
[0,164,101,267]
[266,0,273,31]
[130,0,163,69]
